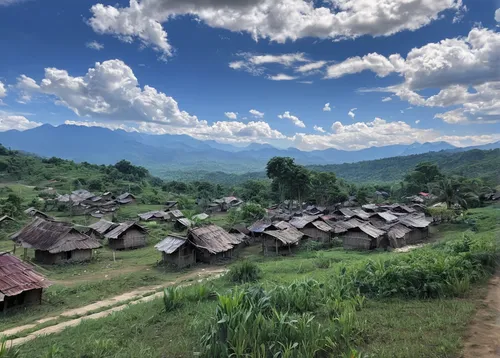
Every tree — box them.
[309,172,337,205]
[0,193,23,217]
[404,162,444,194]
[430,177,476,209]
[289,165,311,209]
[266,157,296,202]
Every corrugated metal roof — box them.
[336,208,356,217]
[352,209,370,220]
[12,218,101,253]
[188,225,238,254]
[155,235,187,254]
[262,227,303,245]
[0,253,51,299]
[105,221,146,240]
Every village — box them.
[0,187,436,313]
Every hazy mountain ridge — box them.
[0,124,498,174]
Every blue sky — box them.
[0,0,499,150]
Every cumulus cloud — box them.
[326,53,404,79]
[323,103,331,112]
[278,111,305,128]
[293,117,500,150]
[495,8,500,22]
[224,112,238,120]
[0,81,6,103]
[249,109,264,118]
[88,0,462,58]
[86,41,104,50]
[313,125,325,133]
[296,61,327,73]
[348,108,357,119]
[268,74,297,81]
[415,120,420,124]
[382,96,392,102]
[16,59,287,143]
[0,114,42,131]
[353,28,500,124]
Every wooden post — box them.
[3,298,7,315]
[275,240,278,255]
[113,250,116,262]
[288,245,291,255]
[13,244,16,255]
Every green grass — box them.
[7,206,500,357]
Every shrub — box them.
[163,287,183,312]
[227,261,262,283]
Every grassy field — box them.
[4,205,497,357]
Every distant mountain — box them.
[0,124,498,175]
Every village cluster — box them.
[0,189,433,313]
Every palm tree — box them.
[430,178,475,209]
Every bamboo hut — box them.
[262,227,304,256]
[301,220,334,243]
[343,224,386,250]
[87,219,118,240]
[187,225,243,263]
[104,221,147,250]
[155,235,195,269]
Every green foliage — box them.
[0,337,20,358]
[227,261,262,283]
[163,287,183,312]
[0,193,23,217]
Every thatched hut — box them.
[399,214,431,244]
[155,235,195,269]
[0,252,51,312]
[23,207,51,220]
[187,225,243,263]
[369,212,398,229]
[248,221,278,236]
[116,193,136,205]
[87,219,118,240]
[289,215,319,229]
[387,223,412,248]
[104,221,147,250]
[262,227,304,256]
[11,218,101,264]
[138,211,168,222]
[301,221,334,243]
[166,210,184,222]
[343,224,386,250]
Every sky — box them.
[0,0,499,151]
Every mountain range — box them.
[0,124,498,176]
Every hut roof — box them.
[371,212,398,223]
[362,204,379,212]
[308,220,334,232]
[188,225,239,254]
[346,217,367,228]
[0,253,51,300]
[229,224,250,235]
[335,208,356,218]
[0,215,14,223]
[138,211,168,221]
[167,210,184,219]
[23,207,50,219]
[155,235,188,254]
[176,218,193,228]
[387,223,412,240]
[351,209,370,220]
[326,220,353,234]
[104,221,146,240]
[399,214,430,229]
[12,218,101,253]
[349,224,386,239]
[248,221,276,233]
[273,220,294,230]
[88,219,118,235]
[262,227,303,245]
[117,192,135,200]
[192,213,209,221]
[289,215,319,229]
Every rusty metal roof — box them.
[0,253,51,300]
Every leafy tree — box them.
[0,193,23,217]
[430,177,477,209]
[88,178,104,191]
[266,157,296,202]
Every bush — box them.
[163,287,183,312]
[227,261,262,283]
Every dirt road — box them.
[462,274,500,358]
[1,267,226,347]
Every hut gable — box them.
[105,221,147,250]
[167,210,184,220]
[387,223,412,248]
[155,235,188,254]
[188,225,239,255]
[104,221,146,239]
[116,192,135,204]
[88,219,118,236]
[23,207,50,219]
[0,253,51,309]
[12,218,101,254]
[155,235,195,268]
[289,215,319,229]
[138,211,168,221]
[176,218,193,229]
[229,224,250,236]
[248,221,277,233]
[262,227,303,246]
[369,212,398,228]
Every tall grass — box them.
[227,260,262,283]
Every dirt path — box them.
[462,274,500,358]
[1,267,226,346]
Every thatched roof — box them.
[273,220,294,230]
[399,214,430,229]
[229,224,250,236]
[12,218,101,253]
[23,207,50,219]
[167,210,184,219]
[155,235,188,254]
[262,227,303,245]
[88,219,118,235]
[289,215,319,229]
[370,212,398,223]
[248,221,277,233]
[387,223,412,240]
[104,221,146,240]
[348,223,386,239]
[188,225,240,254]
[307,220,334,233]
[0,253,51,300]
[138,211,168,221]
[176,218,193,228]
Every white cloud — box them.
[248,53,308,66]
[291,117,500,151]
[278,111,305,128]
[495,8,500,22]
[0,81,6,103]
[0,0,27,5]
[268,73,297,81]
[415,120,420,124]
[0,114,42,131]
[323,103,331,112]
[298,81,313,84]
[313,125,325,133]
[249,109,264,118]
[224,112,238,120]
[326,53,404,79]
[353,28,500,124]
[382,96,392,102]
[348,108,357,119]
[86,41,104,50]
[296,61,327,73]
[16,59,287,143]
[88,0,462,58]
